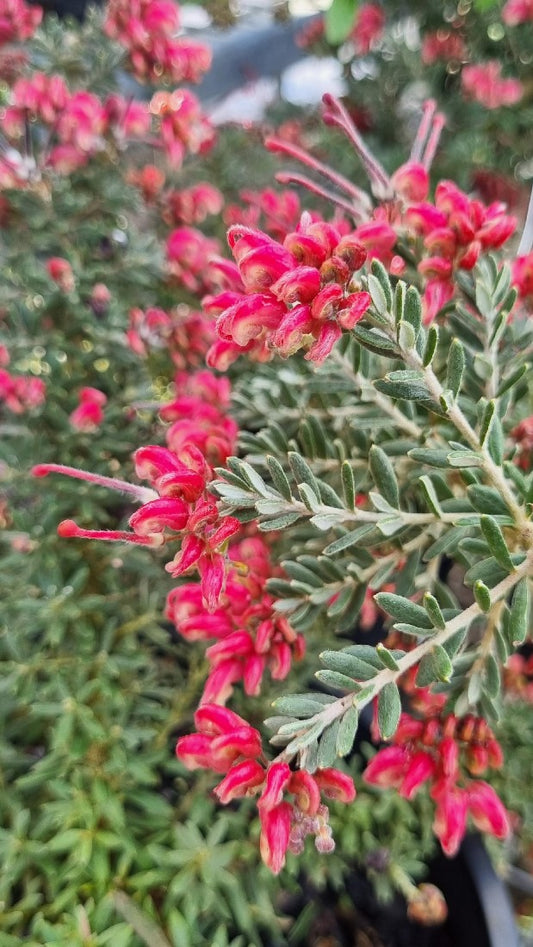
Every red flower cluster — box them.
[512,252,533,303]
[104,0,211,84]
[0,361,45,414]
[2,74,152,181]
[205,218,371,369]
[461,61,523,110]
[127,305,215,368]
[502,0,533,25]
[69,387,107,432]
[350,2,385,55]
[0,0,42,45]
[364,712,509,856]
[421,30,467,66]
[177,705,355,873]
[404,180,516,321]
[224,188,302,242]
[511,416,533,471]
[46,257,75,293]
[33,369,240,610]
[503,652,533,702]
[166,534,305,704]
[150,90,215,168]
[166,225,221,293]
[164,182,223,226]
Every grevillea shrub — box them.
[2,0,533,944]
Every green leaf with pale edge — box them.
[377,683,401,740]
[423,324,439,366]
[431,645,453,682]
[369,445,399,508]
[473,580,491,613]
[317,720,340,768]
[404,286,422,335]
[509,577,530,644]
[339,460,356,512]
[374,592,433,629]
[446,339,465,398]
[409,447,449,468]
[336,705,359,757]
[375,643,401,671]
[273,696,327,717]
[315,669,359,690]
[480,515,515,573]
[423,593,446,630]
[266,456,292,501]
[320,649,378,681]
[323,524,375,556]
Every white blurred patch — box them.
[281,55,346,106]
[209,78,279,124]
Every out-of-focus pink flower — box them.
[89,283,111,316]
[104,0,211,84]
[503,0,533,25]
[69,387,107,432]
[128,164,166,202]
[150,90,215,167]
[364,710,509,857]
[0,0,42,45]
[350,3,385,54]
[166,226,221,293]
[461,61,523,109]
[421,30,467,65]
[46,257,75,292]
[0,368,45,413]
[164,183,224,226]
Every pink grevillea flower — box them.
[364,710,509,857]
[512,252,533,302]
[421,30,467,66]
[0,0,42,44]
[166,534,305,704]
[207,218,370,369]
[104,94,151,142]
[150,90,215,168]
[164,183,224,226]
[350,3,385,55]
[104,0,211,85]
[4,72,68,135]
[224,188,302,243]
[46,258,75,292]
[511,416,533,471]
[69,387,107,432]
[166,226,221,293]
[33,411,241,611]
[461,61,523,110]
[0,369,45,413]
[177,704,263,774]
[179,737,357,874]
[503,0,533,24]
[127,164,166,202]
